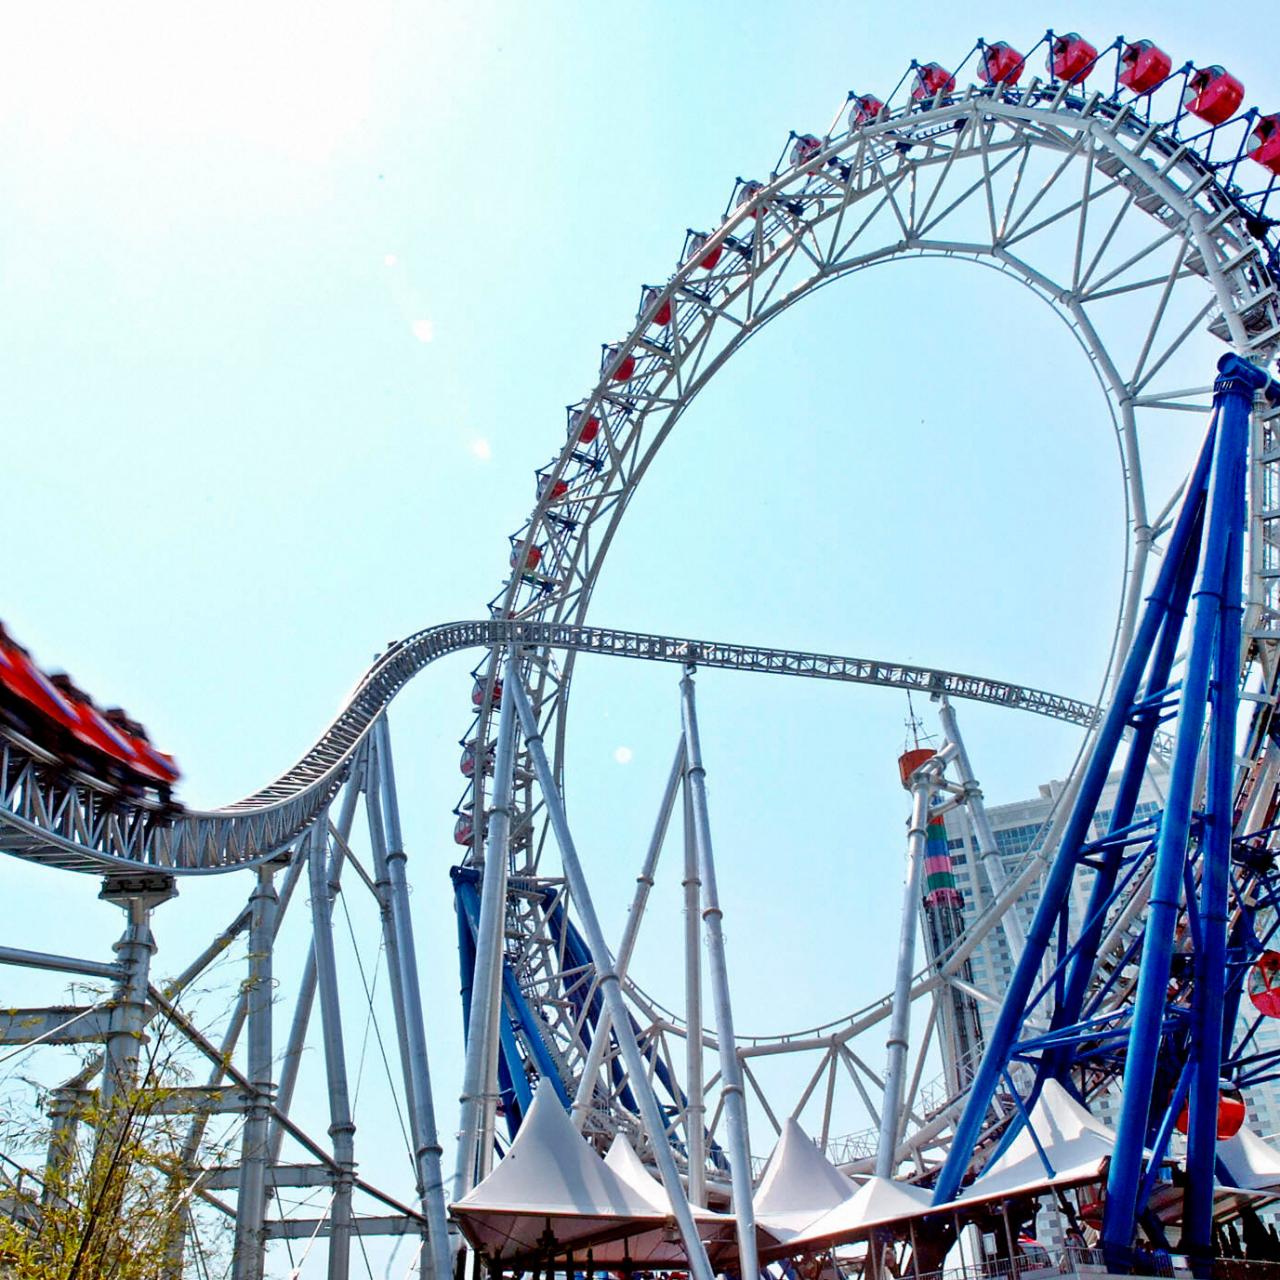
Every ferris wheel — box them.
[453,15,1280,1180]
[1,24,1280,1280]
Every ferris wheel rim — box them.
[457,67,1280,1129]
[466,85,1277,851]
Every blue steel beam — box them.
[932,413,1218,1205]
[1181,359,1253,1262]
[935,357,1278,1236]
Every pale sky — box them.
[2,2,1276,1273]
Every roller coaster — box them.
[4,25,1280,1280]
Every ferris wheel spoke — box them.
[1129,236,1195,385]
[1131,385,1214,411]
[1000,128,1093,244]
[910,113,978,231]
[1081,226,1188,302]
[1133,296,1219,394]
[1001,169,1122,252]
[1071,143,1099,289]
[865,148,915,241]
[918,139,1022,241]
[994,136,1035,242]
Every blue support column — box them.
[1182,362,1256,1262]
[935,356,1278,1221]
[1103,356,1268,1255]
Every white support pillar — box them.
[508,668,717,1280]
[374,716,453,1280]
[877,765,935,1178]
[936,695,1025,960]
[571,738,684,1131]
[95,875,175,1172]
[682,761,707,1209]
[232,863,278,1280]
[678,665,759,1280]
[307,819,357,1280]
[454,657,519,1200]
[270,772,362,1165]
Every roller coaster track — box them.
[0,619,1105,875]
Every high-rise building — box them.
[941,770,1163,1048]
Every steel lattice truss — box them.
[0,620,1108,874]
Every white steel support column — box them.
[363,748,423,1162]
[375,716,453,1280]
[678,666,759,1280]
[166,856,304,1280]
[43,1090,79,1206]
[99,897,159,1117]
[508,671,717,1280]
[269,773,362,1165]
[936,696,1025,961]
[682,761,707,1209]
[877,766,934,1179]
[232,863,278,1280]
[571,738,684,1131]
[307,819,357,1280]
[454,654,519,1200]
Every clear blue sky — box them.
[1,0,1276,1268]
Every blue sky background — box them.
[2,0,1277,1266]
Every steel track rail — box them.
[0,619,1102,875]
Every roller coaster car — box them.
[0,633,77,740]
[911,63,956,102]
[979,43,1025,87]
[1184,66,1244,125]
[1049,34,1098,85]
[0,624,180,806]
[1250,115,1280,176]
[46,673,139,779]
[102,708,180,786]
[1119,40,1172,95]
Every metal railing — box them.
[900,1248,1280,1280]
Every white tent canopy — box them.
[451,1083,669,1261]
[1218,1125,1280,1192]
[957,1080,1116,1206]
[604,1135,674,1214]
[753,1118,858,1238]
[452,1086,741,1266]
[784,1175,936,1252]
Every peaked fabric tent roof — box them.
[957,1080,1116,1207]
[780,1175,936,1253]
[451,1083,668,1262]
[1218,1125,1280,1191]
[753,1118,858,1238]
[452,1085,744,1266]
[604,1135,683,1214]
